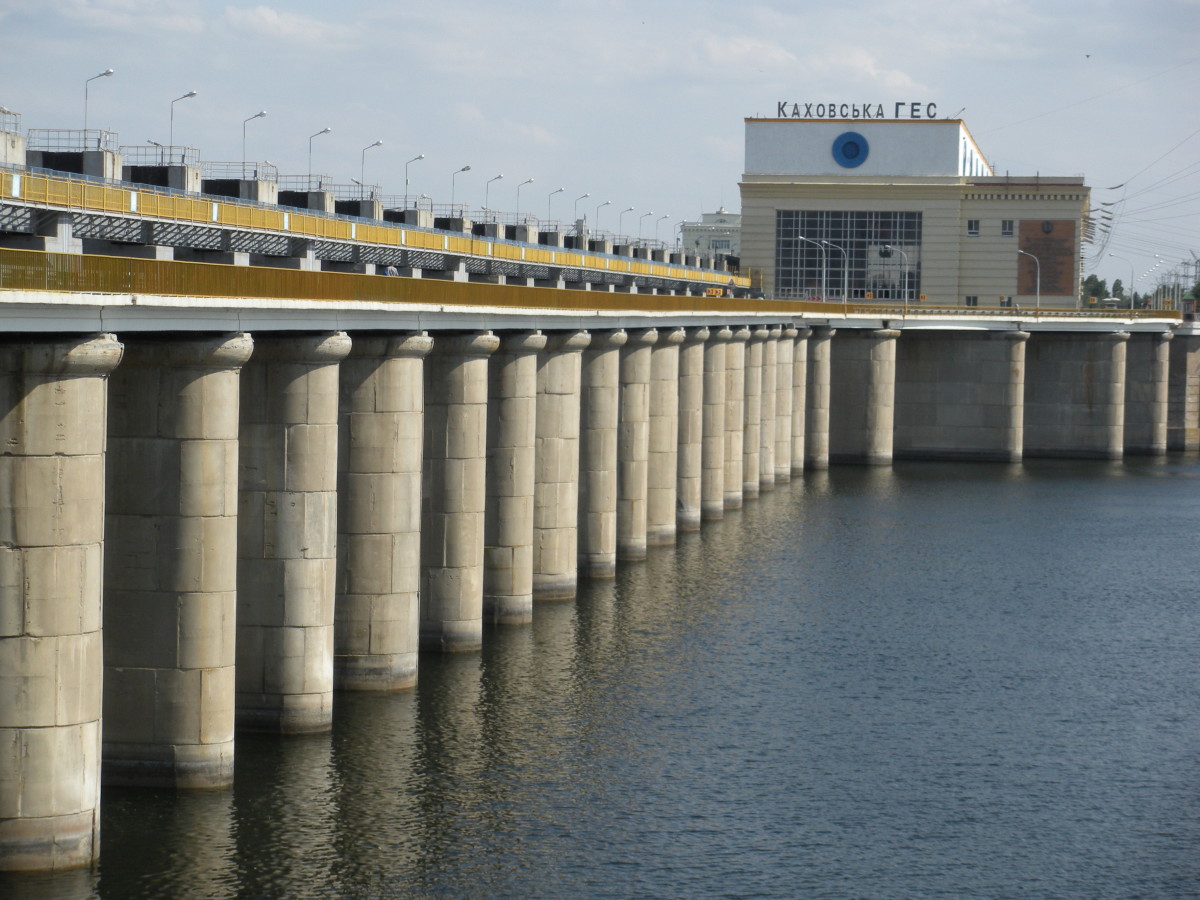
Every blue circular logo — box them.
[832,131,869,168]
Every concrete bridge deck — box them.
[0,238,1196,871]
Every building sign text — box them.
[775,101,939,120]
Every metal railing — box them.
[199,161,279,182]
[28,128,119,153]
[120,145,200,167]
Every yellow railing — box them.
[7,169,750,288]
[0,247,799,313]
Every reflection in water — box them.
[2,459,1198,898]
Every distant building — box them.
[739,113,1089,306]
[680,208,741,260]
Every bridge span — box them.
[0,241,1196,871]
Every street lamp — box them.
[547,186,564,221]
[884,244,910,312]
[515,178,534,222]
[405,154,425,206]
[822,239,850,308]
[1108,252,1135,310]
[83,68,114,139]
[484,174,504,211]
[1018,249,1041,312]
[360,140,383,196]
[574,193,590,223]
[451,165,471,211]
[242,110,267,176]
[618,206,635,238]
[639,211,654,240]
[655,214,669,245]
[796,235,827,301]
[594,199,612,232]
[308,126,331,183]
[168,90,196,152]
[147,139,164,165]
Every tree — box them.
[1112,278,1125,298]
[1081,274,1108,304]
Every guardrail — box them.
[0,167,745,288]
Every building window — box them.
[712,239,730,250]
[775,210,923,301]
[1001,219,1014,236]
[965,295,978,307]
[967,219,980,236]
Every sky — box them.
[0,0,1197,294]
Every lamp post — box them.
[594,200,612,233]
[147,139,165,165]
[547,186,564,222]
[884,244,910,313]
[1018,249,1040,313]
[405,154,425,207]
[797,235,827,302]
[168,89,196,154]
[515,178,534,222]
[655,214,669,245]
[308,126,331,184]
[639,211,654,241]
[242,110,267,178]
[451,165,471,212]
[618,206,635,239]
[821,240,850,309]
[1108,252,1134,310]
[83,68,115,149]
[360,139,383,197]
[484,174,503,213]
[573,193,590,224]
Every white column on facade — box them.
[618,328,658,561]
[0,334,122,873]
[648,327,685,546]
[104,334,253,788]
[420,331,500,651]
[702,326,731,520]
[742,325,768,500]
[534,330,590,598]
[676,326,709,533]
[724,326,750,508]
[335,332,432,689]
[775,325,797,483]
[805,326,835,470]
[484,330,547,625]
[237,332,352,733]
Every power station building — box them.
[739,111,1089,307]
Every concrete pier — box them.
[534,330,590,597]
[1025,332,1129,459]
[1124,332,1172,456]
[618,329,658,561]
[791,327,810,474]
[894,331,1028,462]
[724,326,751,508]
[1167,331,1200,452]
[420,332,499,651]
[702,327,731,520]
[335,332,432,689]
[676,327,709,532]
[760,325,780,490]
[104,333,252,787]
[484,331,546,625]
[237,332,352,733]
[647,327,684,546]
[829,328,898,465]
[579,330,626,579]
[742,326,767,500]
[0,333,122,872]
[805,326,834,469]
[774,326,797,483]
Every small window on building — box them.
[967,219,980,236]
[712,239,731,250]
[965,296,978,307]
[1001,219,1014,236]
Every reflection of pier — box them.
[1,174,1197,873]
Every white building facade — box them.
[739,113,1089,307]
